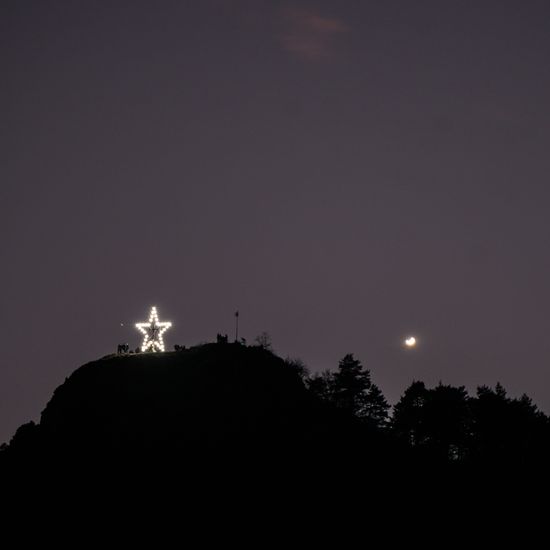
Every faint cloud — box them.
[279,7,350,62]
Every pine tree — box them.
[332,354,389,427]
[333,354,371,416]
[392,381,428,446]
[307,370,335,402]
[364,383,390,429]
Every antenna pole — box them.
[235,310,239,342]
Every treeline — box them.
[287,353,550,467]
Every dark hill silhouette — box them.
[4,342,550,511]
[1,343,403,482]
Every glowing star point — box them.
[135,306,172,352]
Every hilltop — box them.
[1,343,398,478]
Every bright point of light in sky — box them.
[404,336,417,348]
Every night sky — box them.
[3,0,550,444]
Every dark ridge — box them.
[5,341,549,504]
[1,343,402,485]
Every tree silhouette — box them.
[469,383,550,467]
[332,354,369,415]
[254,332,273,351]
[284,357,310,381]
[307,370,335,403]
[392,382,471,462]
[392,381,427,446]
[329,354,389,427]
[362,384,390,429]
[423,384,471,461]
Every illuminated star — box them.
[136,306,172,352]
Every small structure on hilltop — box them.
[216,333,228,344]
[117,343,130,354]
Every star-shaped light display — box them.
[135,306,172,352]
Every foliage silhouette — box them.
[392,380,550,468]
[468,383,549,468]
[254,331,273,351]
[308,354,389,428]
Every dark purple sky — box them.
[2,0,550,443]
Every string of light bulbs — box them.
[135,306,172,352]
